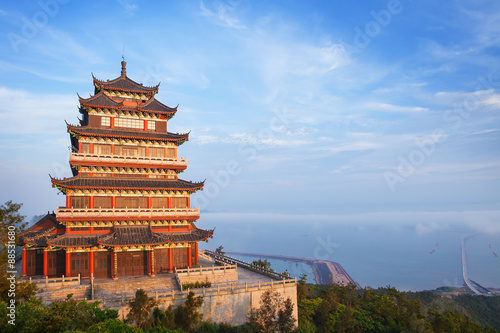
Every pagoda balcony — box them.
[56,206,200,222]
[69,152,187,169]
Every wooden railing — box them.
[69,152,187,167]
[203,250,290,280]
[56,206,200,219]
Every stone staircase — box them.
[36,284,91,304]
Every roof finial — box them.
[121,58,127,76]
[121,43,126,76]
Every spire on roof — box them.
[121,58,127,76]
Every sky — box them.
[0,0,499,235]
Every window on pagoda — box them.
[171,197,187,208]
[147,121,155,131]
[115,145,146,157]
[94,196,112,209]
[116,196,148,209]
[81,143,90,154]
[94,144,112,155]
[101,116,111,127]
[152,197,169,208]
[149,147,165,158]
[115,117,143,129]
[71,196,90,208]
[167,148,175,159]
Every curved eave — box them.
[50,177,205,192]
[77,93,123,109]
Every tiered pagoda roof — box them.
[92,61,159,94]
[67,124,189,143]
[50,175,204,191]
[79,92,177,116]
[19,218,214,249]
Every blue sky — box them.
[1,0,499,233]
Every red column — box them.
[22,248,27,276]
[150,249,155,277]
[89,143,94,154]
[167,197,172,209]
[66,251,71,277]
[89,196,94,209]
[89,226,94,233]
[147,250,152,275]
[89,251,94,278]
[168,248,173,273]
[112,196,116,209]
[186,197,190,208]
[147,197,152,209]
[111,144,115,155]
[78,142,82,152]
[144,120,148,131]
[110,117,115,128]
[195,243,199,264]
[113,251,118,280]
[43,250,48,277]
[66,195,71,208]
[187,246,192,268]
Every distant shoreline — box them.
[226,251,358,287]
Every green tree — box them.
[174,291,204,332]
[128,289,158,329]
[248,290,295,333]
[85,318,143,333]
[145,306,175,331]
[251,259,271,270]
[215,246,225,256]
[0,201,29,303]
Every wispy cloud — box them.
[200,0,245,29]
[0,87,75,135]
[362,102,429,113]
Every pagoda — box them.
[19,60,213,279]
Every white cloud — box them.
[469,128,499,135]
[117,0,138,12]
[326,141,383,154]
[200,0,245,29]
[0,87,75,135]
[362,102,429,113]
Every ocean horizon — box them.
[199,211,500,292]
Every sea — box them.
[198,212,500,292]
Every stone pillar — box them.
[43,249,48,277]
[66,251,71,277]
[22,248,27,276]
[168,247,173,273]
